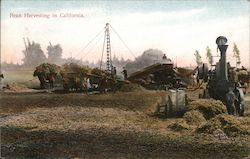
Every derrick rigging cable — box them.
[74,23,139,67]
[110,25,139,62]
[74,27,105,59]
[79,31,104,60]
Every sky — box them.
[1,0,250,67]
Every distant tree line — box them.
[20,40,134,71]
[22,40,63,67]
[3,39,243,71]
[194,43,241,68]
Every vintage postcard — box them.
[1,0,250,158]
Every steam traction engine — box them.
[198,36,245,116]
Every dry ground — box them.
[1,70,40,89]
[1,91,250,159]
[0,70,250,158]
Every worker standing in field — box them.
[226,88,236,115]
[232,68,238,85]
[192,73,196,87]
[122,67,128,80]
[111,74,117,93]
[173,77,181,89]
[112,66,117,75]
[0,73,3,79]
[196,74,200,86]
[99,75,108,93]
[162,54,167,60]
[0,73,3,90]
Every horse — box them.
[47,73,56,89]
[33,69,46,89]
[81,77,88,94]
[99,76,108,93]
[110,75,117,93]
[34,69,56,89]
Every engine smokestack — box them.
[216,36,228,81]
[218,45,228,80]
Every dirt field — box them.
[0,70,250,158]
[1,70,40,89]
[1,90,250,159]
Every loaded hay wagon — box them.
[60,63,124,93]
[34,62,128,92]
[33,63,60,89]
[60,63,90,92]
[90,67,127,93]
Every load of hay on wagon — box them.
[59,63,120,92]
[33,63,60,89]
[60,63,91,91]
[91,68,109,77]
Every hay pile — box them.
[183,110,206,126]
[169,98,250,138]
[167,99,228,132]
[187,99,227,120]
[91,68,109,77]
[61,63,90,76]
[119,83,146,92]
[3,83,28,92]
[196,114,250,137]
[34,63,60,75]
[168,120,190,131]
